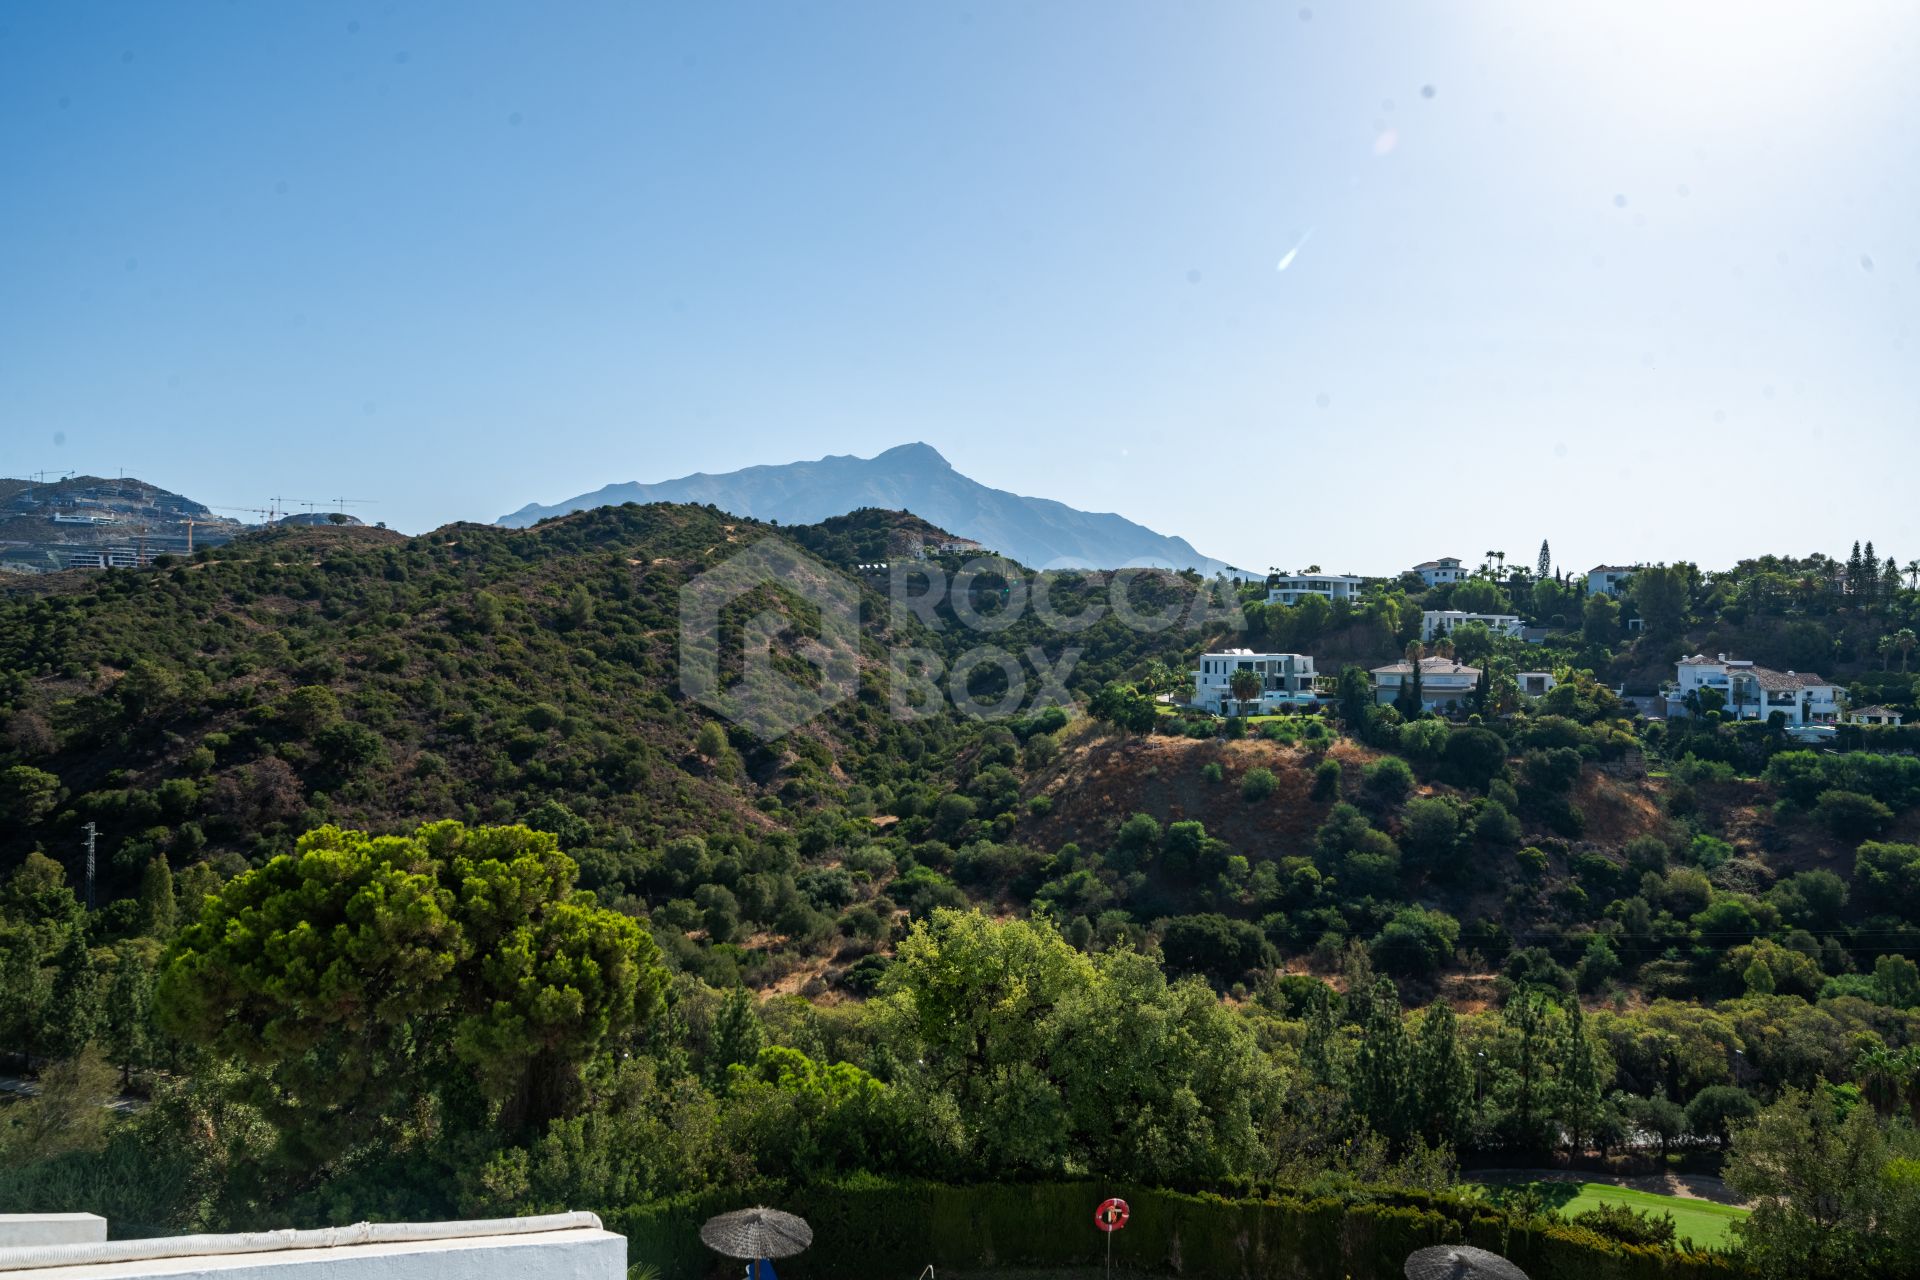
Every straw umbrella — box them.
[700,1207,814,1269]
[1403,1244,1530,1280]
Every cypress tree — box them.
[138,855,176,936]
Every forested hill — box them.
[8,507,1920,1012]
[0,503,1211,921]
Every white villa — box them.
[1665,653,1843,726]
[1412,557,1467,587]
[1587,565,1639,596]
[1371,656,1482,712]
[1267,571,1365,607]
[1421,610,1524,642]
[1517,671,1558,699]
[1192,649,1321,716]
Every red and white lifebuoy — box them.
[1094,1198,1130,1232]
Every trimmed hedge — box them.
[605,1177,1743,1280]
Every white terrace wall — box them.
[0,1217,109,1249]
[0,1225,624,1280]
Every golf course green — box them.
[1473,1179,1750,1250]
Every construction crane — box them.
[211,502,284,523]
[290,497,376,513]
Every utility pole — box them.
[84,821,97,909]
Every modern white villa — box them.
[1267,571,1365,607]
[1421,610,1524,641]
[1371,656,1482,712]
[1587,565,1639,595]
[1412,557,1467,587]
[1192,649,1321,715]
[1665,653,1843,726]
[1517,670,1558,698]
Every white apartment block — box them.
[1267,571,1365,607]
[1412,557,1467,587]
[1666,653,1843,726]
[1192,649,1321,715]
[1587,565,1638,596]
[1371,656,1482,712]
[1421,610,1524,642]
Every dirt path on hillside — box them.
[1470,1167,1747,1206]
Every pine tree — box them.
[1849,541,1865,600]
[1412,1003,1472,1148]
[1502,987,1554,1148]
[1537,540,1552,581]
[1351,978,1413,1150]
[1301,994,1344,1090]
[1555,997,1606,1154]
[708,984,765,1081]
[103,944,155,1086]
[1863,541,1879,608]
[40,929,101,1060]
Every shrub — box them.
[1158,914,1273,985]
[1369,905,1460,976]
[1815,788,1894,840]
[1240,767,1277,802]
[1473,800,1521,846]
[1570,1203,1676,1248]
[1201,762,1224,784]
[1310,757,1341,801]
[1363,756,1415,805]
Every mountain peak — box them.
[872,441,950,468]
[498,444,1224,572]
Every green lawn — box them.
[1473,1180,1749,1250]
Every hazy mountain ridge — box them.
[498,442,1230,573]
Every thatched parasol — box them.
[1404,1244,1531,1280]
[700,1207,814,1260]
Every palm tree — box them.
[1228,666,1263,717]
[1879,635,1895,671]
[1906,559,1920,591]
[1899,628,1918,673]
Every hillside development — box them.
[4,509,1920,1277]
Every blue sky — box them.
[2,2,1915,574]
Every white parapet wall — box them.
[0,1215,625,1280]
[0,1217,109,1249]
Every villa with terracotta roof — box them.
[1371,655,1481,712]
[1665,653,1843,726]
[1410,556,1467,587]
[1586,564,1640,596]
[1848,704,1906,727]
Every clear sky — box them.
[2,2,1915,575]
